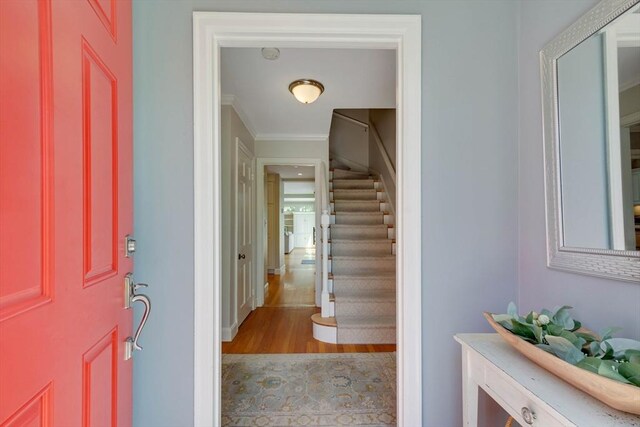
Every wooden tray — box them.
[484,312,640,415]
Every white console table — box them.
[455,334,640,427]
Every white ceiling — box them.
[221,48,396,139]
[618,47,640,89]
[265,165,315,180]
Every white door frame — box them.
[256,158,324,308]
[193,12,422,426]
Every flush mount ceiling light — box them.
[288,79,324,104]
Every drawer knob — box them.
[521,407,536,425]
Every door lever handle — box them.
[125,293,151,360]
[238,253,246,260]
[123,273,151,360]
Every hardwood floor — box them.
[264,248,315,307]
[222,306,395,353]
[222,248,396,354]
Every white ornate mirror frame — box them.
[541,0,640,282]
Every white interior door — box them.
[236,139,254,325]
[293,212,315,248]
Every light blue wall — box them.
[557,33,611,249]
[133,1,519,426]
[517,0,640,341]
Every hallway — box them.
[264,248,316,307]
[222,248,396,354]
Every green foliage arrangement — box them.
[492,303,640,387]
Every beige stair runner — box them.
[329,168,396,344]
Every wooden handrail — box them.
[370,122,396,185]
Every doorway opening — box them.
[193,12,422,425]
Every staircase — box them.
[312,167,396,344]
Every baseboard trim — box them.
[221,322,238,342]
[268,264,287,275]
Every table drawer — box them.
[483,363,568,426]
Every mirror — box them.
[541,0,640,282]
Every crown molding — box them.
[220,94,257,140]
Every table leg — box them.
[462,347,479,427]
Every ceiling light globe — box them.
[289,79,324,104]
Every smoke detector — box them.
[261,48,280,60]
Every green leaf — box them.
[570,320,582,332]
[625,350,640,364]
[536,344,559,356]
[507,302,518,318]
[575,331,597,343]
[511,320,537,343]
[525,311,534,324]
[545,327,585,349]
[576,357,602,373]
[546,335,586,365]
[618,362,640,387]
[552,306,575,330]
[601,338,640,359]
[601,341,615,360]
[492,314,513,323]
[600,327,622,341]
[541,308,553,318]
[598,360,632,384]
[497,319,513,331]
[547,324,564,336]
[532,323,543,344]
[589,341,602,357]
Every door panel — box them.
[237,140,253,325]
[0,0,53,322]
[0,0,133,425]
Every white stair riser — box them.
[313,322,337,344]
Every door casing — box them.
[193,12,422,426]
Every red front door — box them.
[1,0,133,425]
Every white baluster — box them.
[321,208,330,317]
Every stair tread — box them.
[311,313,337,327]
[330,224,390,228]
[330,273,395,279]
[331,178,375,183]
[332,211,384,215]
[332,189,381,192]
[334,289,395,302]
[336,314,396,328]
[330,255,395,261]
[330,239,392,243]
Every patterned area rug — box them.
[222,353,396,426]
